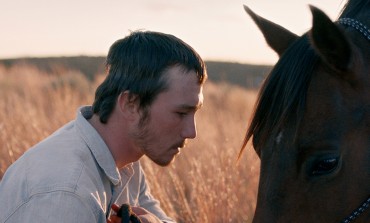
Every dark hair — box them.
[338,0,370,18]
[92,30,207,123]
[240,35,319,155]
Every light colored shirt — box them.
[0,106,175,223]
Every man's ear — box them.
[117,91,140,120]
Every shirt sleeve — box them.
[4,191,105,223]
[137,164,176,223]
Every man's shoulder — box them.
[1,124,104,196]
[0,141,109,221]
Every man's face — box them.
[134,65,204,166]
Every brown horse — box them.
[240,0,370,222]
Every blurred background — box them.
[1,0,344,64]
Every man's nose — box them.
[181,116,197,139]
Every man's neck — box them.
[87,114,143,169]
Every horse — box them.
[239,0,370,222]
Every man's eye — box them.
[176,112,187,116]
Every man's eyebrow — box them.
[178,103,203,111]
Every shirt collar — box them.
[75,106,134,185]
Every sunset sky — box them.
[1,0,345,65]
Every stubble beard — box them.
[134,113,172,166]
[134,109,188,167]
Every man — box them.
[0,30,207,223]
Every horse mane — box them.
[240,35,319,155]
[338,0,370,18]
[238,0,370,158]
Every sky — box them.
[0,0,346,65]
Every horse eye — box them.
[311,158,339,176]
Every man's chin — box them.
[152,156,176,167]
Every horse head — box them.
[241,0,370,222]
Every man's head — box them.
[133,64,205,166]
[92,30,207,124]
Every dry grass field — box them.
[0,64,260,222]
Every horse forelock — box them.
[245,35,320,152]
[339,0,370,19]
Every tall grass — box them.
[0,64,260,222]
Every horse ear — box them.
[309,5,352,71]
[244,5,298,57]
